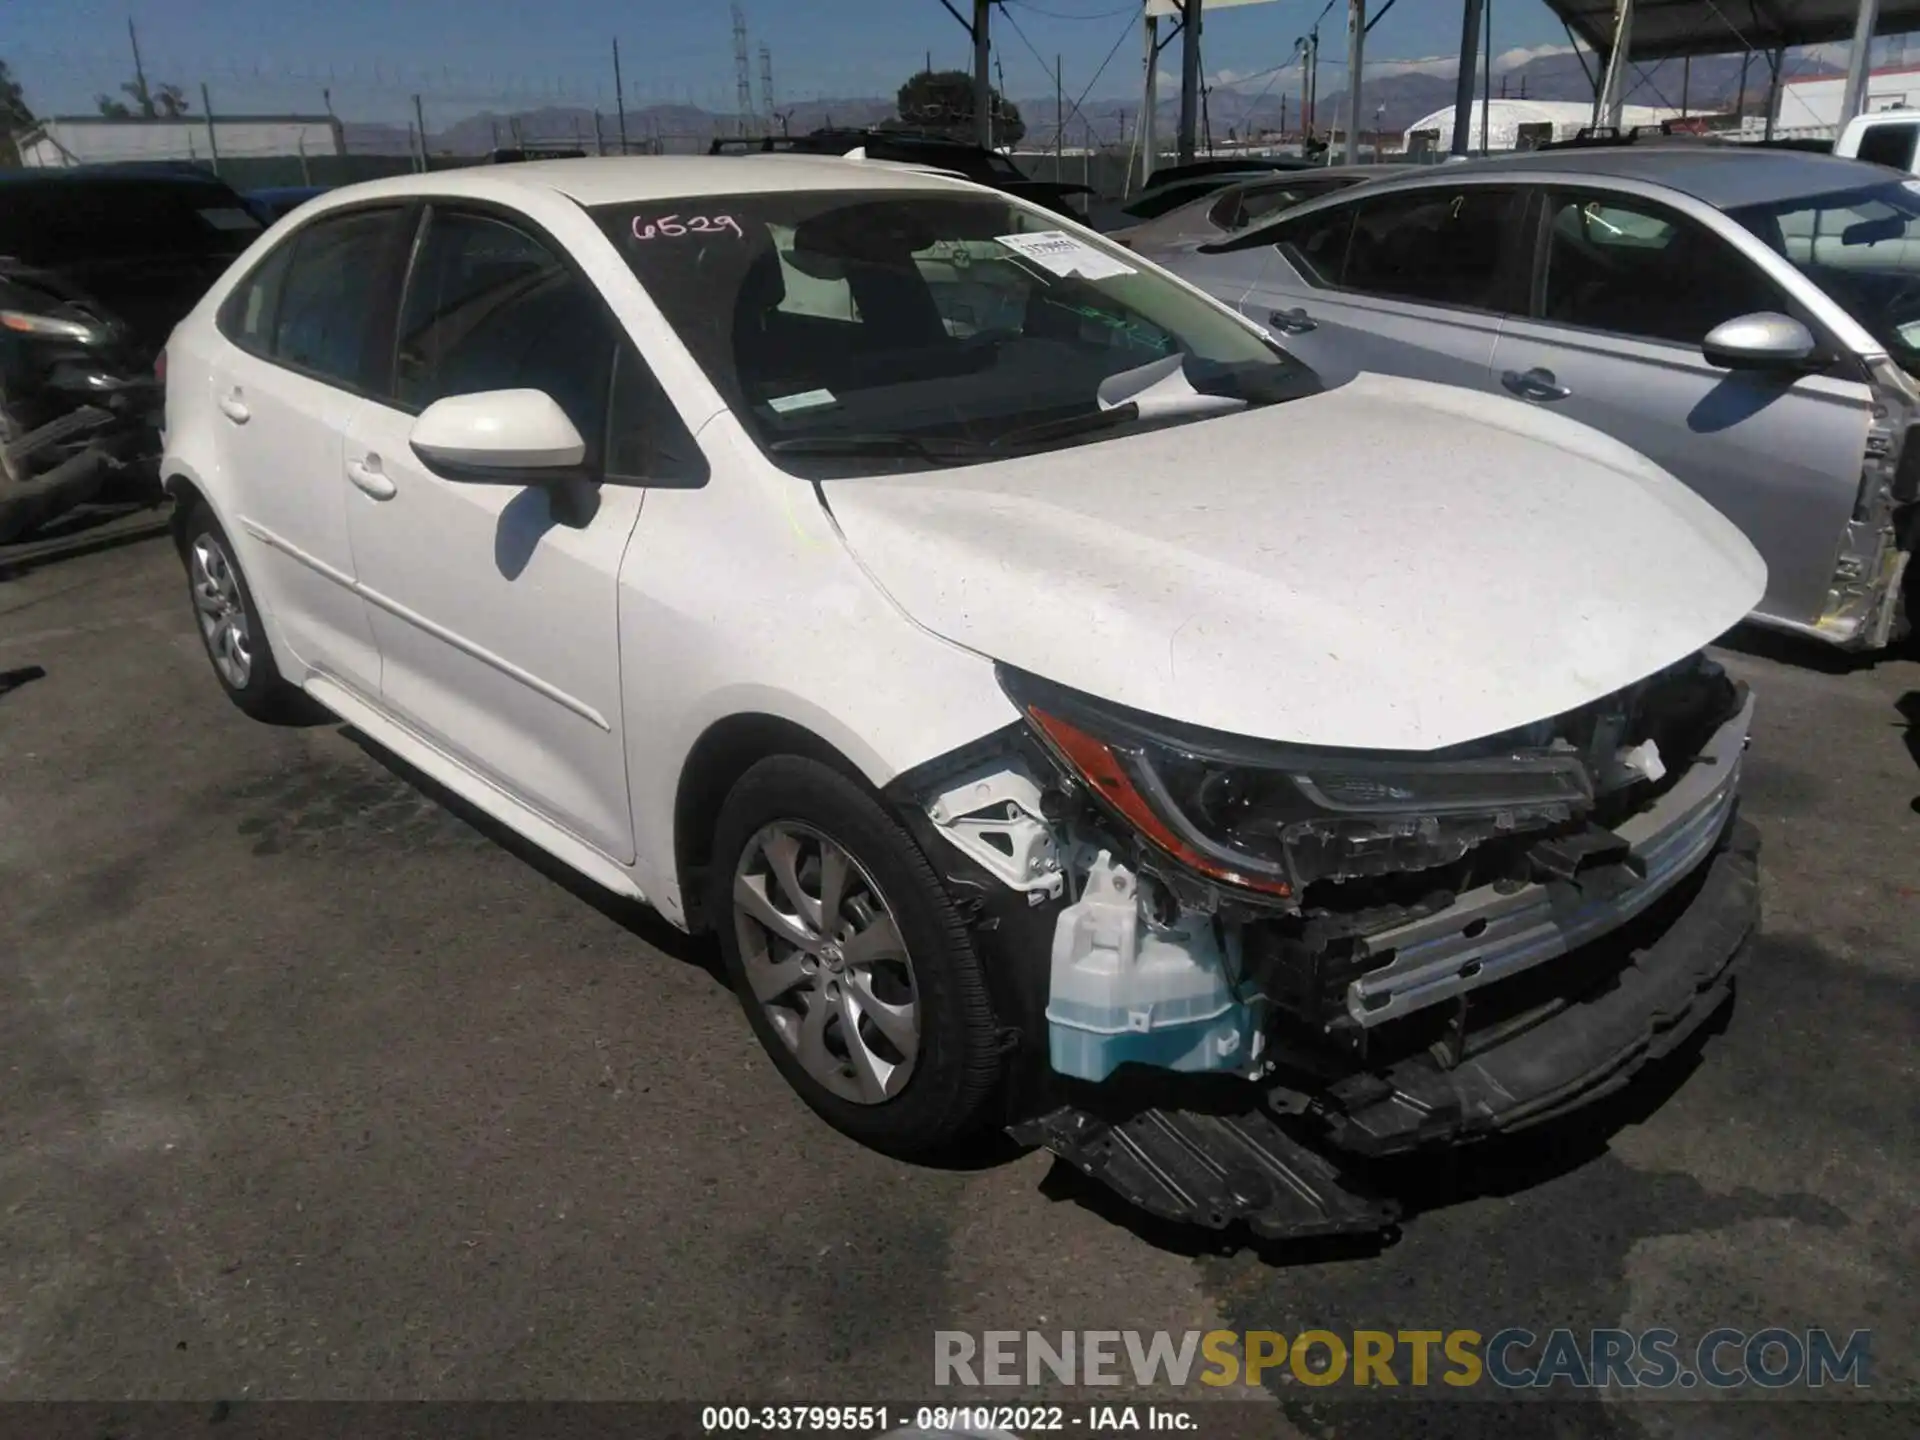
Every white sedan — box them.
[162,155,1766,1238]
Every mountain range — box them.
[343,49,1837,157]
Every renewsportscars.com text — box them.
[933,1327,1873,1391]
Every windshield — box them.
[594,189,1317,475]
[0,178,261,269]
[1729,179,1920,375]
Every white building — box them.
[1401,99,1682,156]
[1774,65,1920,137]
[15,116,344,168]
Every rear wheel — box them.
[710,756,1004,1157]
[180,501,298,720]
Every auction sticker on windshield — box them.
[996,230,1136,280]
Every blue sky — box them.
[8,0,1578,124]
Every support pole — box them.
[973,0,993,149]
[200,83,219,177]
[413,93,428,171]
[1597,0,1634,129]
[1840,0,1883,130]
[1343,0,1364,165]
[1763,45,1784,141]
[613,37,628,154]
[1179,0,1204,164]
[1480,0,1492,154]
[1140,13,1158,188]
[1451,0,1482,158]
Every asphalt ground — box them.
[1,531,1914,1440]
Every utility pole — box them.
[974,0,993,148]
[413,94,429,171]
[938,0,996,148]
[1343,0,1365,164]
[127,18,152,116]
[612,38,629,153]
[760,43,775,118]
[1303,29,1320,142]
[1681,54,1690,116]
[1140,11,1159,188]
[733,5,754,134]
[1178,0,1204,163]
[1056,54,1064,166]
[1841,0,1883,130]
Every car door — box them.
[339,204,660,864]
[205,205,408,695]
[1235,183,1529,389]
[1491,187,1875,629]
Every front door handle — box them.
[1501,366,1571,401]
[1268,306,1317,334]
[217,391,250,424]
[345,455,397,500]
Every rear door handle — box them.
[345,455,397,500]
[1268,306,1317,334]
[1501,366,1571,401]
[217,391,250,423]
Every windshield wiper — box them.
[766,432,986,462]
[992,401,1141,451]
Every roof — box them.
[1544,1,1920,61]
[1407,99,1677,130]
[308,154,979,211]
[1362,144,1902,210]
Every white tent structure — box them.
[1402,98,1683,156]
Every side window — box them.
[1268,202,1357,286]
[604,343,708,486]
[1342,187,1526,312]
[1856,121,1919,171]
[395,209,618,452]
[216,240,294,356]
[271,208,403,388]
[1541,192,1787,347]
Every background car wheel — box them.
[179,501,297,720]
[710,755,1004,1158]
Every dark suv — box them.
[1,166,263,543]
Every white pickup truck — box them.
[1834,109,1920,170]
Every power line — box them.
[1070,7,1138,117]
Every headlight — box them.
[1003,668,1593,900]
[1,310,109,343]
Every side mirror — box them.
[1701,312,1818,372]
[408,389,587,477]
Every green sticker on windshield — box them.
[768,388,838,414]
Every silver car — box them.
[1156,146,1920,650]
[1111,162,1412,253]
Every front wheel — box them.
[710,756,1005,1158]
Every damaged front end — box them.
[891,656,1759,1239]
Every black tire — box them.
[178,500,298,721]
[709,755,1004,1158]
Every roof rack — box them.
[1537,120,1702,151]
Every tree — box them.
[893,68,1024,147]
[94,76,191,119]
[1,58,34,164]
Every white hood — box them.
[821,372,1766,752]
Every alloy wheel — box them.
[189,534,253,690]
[732,821,921,1105]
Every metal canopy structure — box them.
[1543,0,1920,60]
